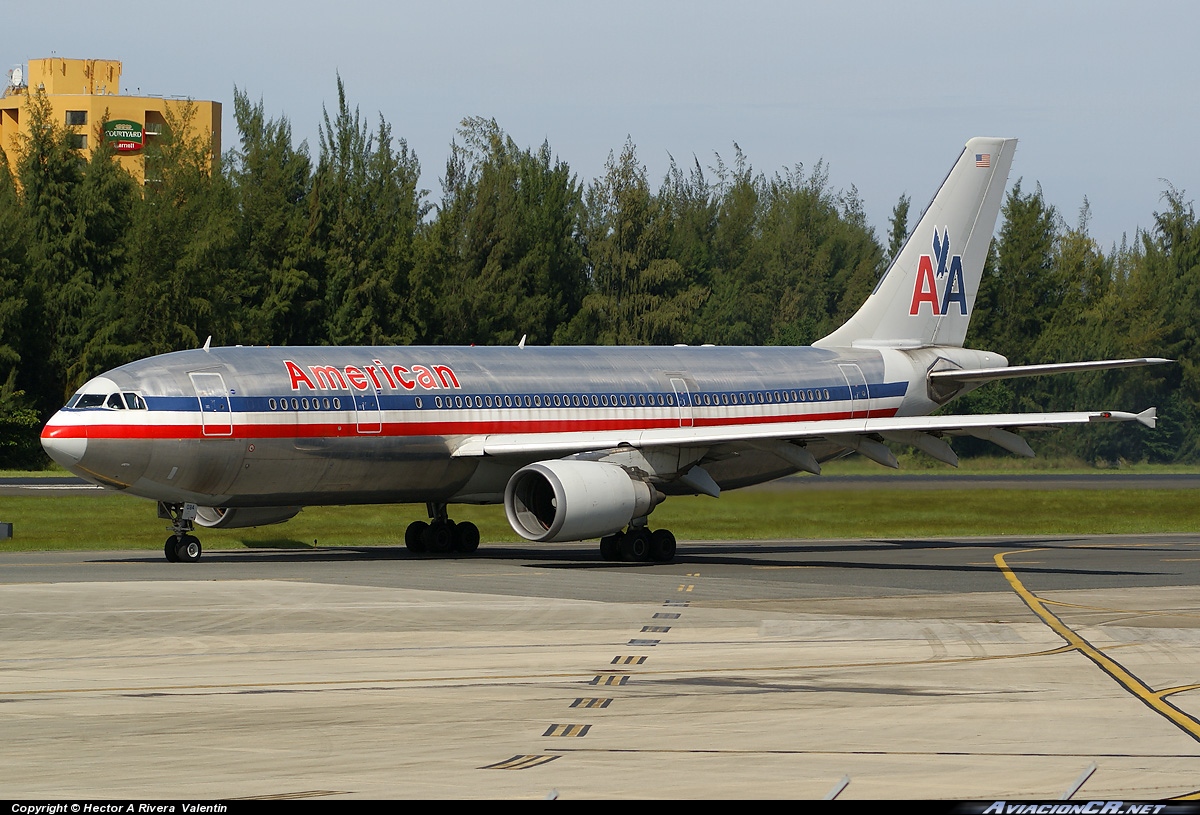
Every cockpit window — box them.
[69,390,148,410]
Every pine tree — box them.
[14,88,87,414]
[313,77,426,346]
[228,89,319,346]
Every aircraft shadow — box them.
[89,536,1165,578]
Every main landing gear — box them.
[160,502,202,563]
[404,502,480,556]
[599,526,677,563]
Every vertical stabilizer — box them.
[815,137,1016,349]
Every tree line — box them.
[1,80,1196,467]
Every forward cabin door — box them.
[190,372,233,436]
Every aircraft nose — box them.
[40,418,87,466]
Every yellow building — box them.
[0,57,221,182]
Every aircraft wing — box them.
[450,407,1157,468]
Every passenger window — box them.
[269,398,277,410]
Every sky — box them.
[9,0,1197,249]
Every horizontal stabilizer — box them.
[929,357,1172,385]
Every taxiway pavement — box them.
[2,535,1199,799]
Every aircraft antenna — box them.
[518,334,527,348]
[202,336,211,353]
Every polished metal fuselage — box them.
[42,343,919,507]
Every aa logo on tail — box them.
[909,229,968,316]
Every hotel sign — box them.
[104,120,144,153]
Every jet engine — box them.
[504,460,661,543]
[193,506,302,529]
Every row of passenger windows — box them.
[265,388,835,412]
[270,397,343,411]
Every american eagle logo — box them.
[909,228,968,316]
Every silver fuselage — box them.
[41,343,984,507]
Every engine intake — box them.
[504,460,661,542]
[193,506,302,529]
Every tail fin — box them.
[815,137,1016,349]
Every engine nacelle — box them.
[193,506,302,529]
[504,460,661,542]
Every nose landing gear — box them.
[160,502,202,563]
[164,534,202,563]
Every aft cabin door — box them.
[190,372,233,437]
[837,363,870,419]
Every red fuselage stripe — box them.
[42,408,900,440]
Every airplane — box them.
[39,137,1168,564]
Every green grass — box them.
[6,455,1200,480]
[819,454,1200,476]
[2,487,1197,553]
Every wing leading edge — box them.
[451,407,1157,464]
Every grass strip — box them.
[1,488,1197,552]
